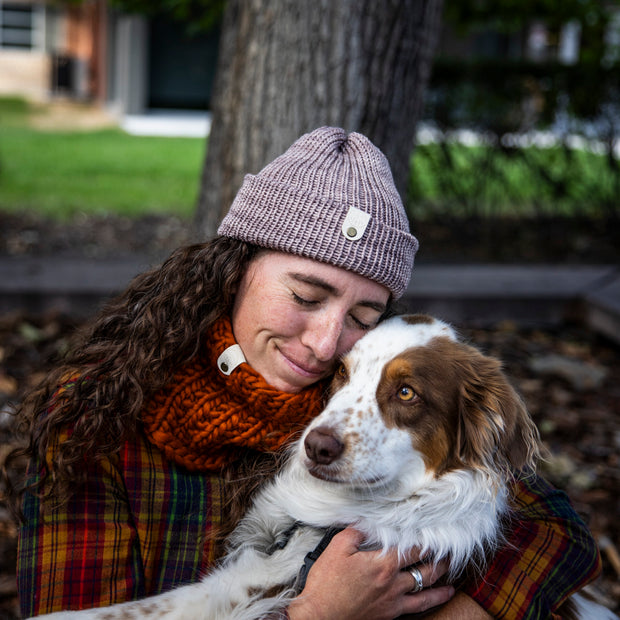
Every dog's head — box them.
[300,314,540,491]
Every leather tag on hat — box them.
[341,206,371,241]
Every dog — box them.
[36,314,616,620]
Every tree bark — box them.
[194,0,444,239]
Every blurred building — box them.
[0,1,617,121]
[0,0,219,116]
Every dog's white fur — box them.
[35,315,616,620]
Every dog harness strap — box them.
[294,527,345,593]
[265,522,303,555]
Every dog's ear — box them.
[456,345,541,475]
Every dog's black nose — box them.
[304,426,344,465]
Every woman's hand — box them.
[288,527,455,620]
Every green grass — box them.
[409,140,619,219]
[0,97,616,222]
[0,99,205,219]
[0,96,30,126]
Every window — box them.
[0,3,34,49]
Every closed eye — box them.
[349,314,373,330]
[292,293,377,331]
[292,291,318,306]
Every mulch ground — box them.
[1,211,619,265]
[0,214,618,617]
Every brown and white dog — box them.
[37,315,616,620]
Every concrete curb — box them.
[583,273,620,345]
[1,257,619,343]
[402,264,620,334]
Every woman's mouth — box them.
[278,348,328,379]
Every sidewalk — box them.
[1,256,618,344]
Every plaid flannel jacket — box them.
[18,431,601,619]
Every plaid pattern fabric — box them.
[18,432,223,617]
[463,475,602,619]
[18,434,601,618]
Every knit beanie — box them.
[217,126,418,299]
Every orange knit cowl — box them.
[141,316,327,472]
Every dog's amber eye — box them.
[336,363,347,378]
[397,385,416,401]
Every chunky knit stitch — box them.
[141,316,327,471]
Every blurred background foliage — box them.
[411,0,620,221]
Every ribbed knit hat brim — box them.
[218,127,418,299]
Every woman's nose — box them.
[301,315,343,362]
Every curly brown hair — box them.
[5,236,261,512]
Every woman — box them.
[10,127,601,618]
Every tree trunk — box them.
[194,0,444,239]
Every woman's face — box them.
[231,251,390,393]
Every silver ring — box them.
[408,566,424,593]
